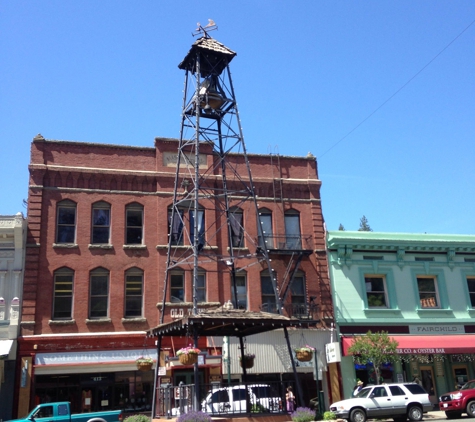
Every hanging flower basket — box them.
[177,345,200,365]
[295,346,315,362]
[136,357,154,371]
[239,354,255,369]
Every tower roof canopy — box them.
[178,36,237,77]
[148,307,319,338]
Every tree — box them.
[338,223,345,231]
[347,331,399,385]
[358,215,373,232]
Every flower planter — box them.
[179,353,198,365]
[296,350,313,362]
[240,357,254,369]
[136,361,153,371]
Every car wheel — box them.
[445,411,462,419]
[350,408,367,422]
[407,405,423,421]
[467,400,475,418]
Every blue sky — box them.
[1,1,474,234]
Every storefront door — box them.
[420,367,436,406]
[453,365,469,390]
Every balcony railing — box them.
[260,302,319,320]
[258,234,313,251]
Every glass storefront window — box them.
[34,370,153,412]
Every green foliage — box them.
[338,223,345,231]
[251,403,267,413]
[358,215,373,231]
[291,407,315,422]
[323,411,337,420]
[176,411,212,422]
[124,415,150,422]
[347,330,399,385]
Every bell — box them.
[199,78,225,110]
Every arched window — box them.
[52,267,74,319]
[170,270,185,303]
[91,201,111,244]
[260,270,277,313]
[258,208,273,248]
[229,207,244,247]
[196,269,206,303]
[284,209,301,249]
[231,271,247,310]
[56,200,77,244]
[125,203,144,245]
[125,267,144,318]
[168,203,205,249]
[89,267,109,319]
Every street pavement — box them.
[422,410,474,421]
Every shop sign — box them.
[396,348,446,355]
[325,342,341,363]
[170,307,205,319]
[409,325,465,335]
[36,348,158,365]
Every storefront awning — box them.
[0,339,13,358]
[342,335,475,355]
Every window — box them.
[284,210,301,249]
[417,277,439,308]
[89,268,109,318]
[189,210,205,249]
[467,278,475,307]
[372,386,388,397]
[196,271,206,303]
[91,201,110,244]
[231,272,247,309]
[389,385,405,396]
[56,200,76,243]
[229,208,244,247]
[53,268,74,319]
[125,268,143,317]
[126,203,143,244]
[365,276,388,308]
[170,272,184,302]
[168,206,205,249]
[168,208,184,245]
[291,273,306,305]
[258,209,273,248]
[261,271,277,313]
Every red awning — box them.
[342,335,475,355]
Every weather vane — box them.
[193,19,217,37]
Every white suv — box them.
[201,384,282,414]
[330,383,432,422]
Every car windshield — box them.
[461,381,475,390]
[354,387,371,398]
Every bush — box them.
[176,410,212,422]
[124,415,150,422]
[323,411,337,420]
[251,403,268,413]
[291,407,315,422]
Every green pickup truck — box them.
[7,402,123,422]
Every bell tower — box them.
[160,23,279,320]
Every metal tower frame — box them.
[153,26,306,415]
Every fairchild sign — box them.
[409,325,464,334]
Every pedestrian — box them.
[353,380,364,396]
[286,386,295,413]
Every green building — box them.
[327,231,475,405]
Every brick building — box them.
[16,134,332,416]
